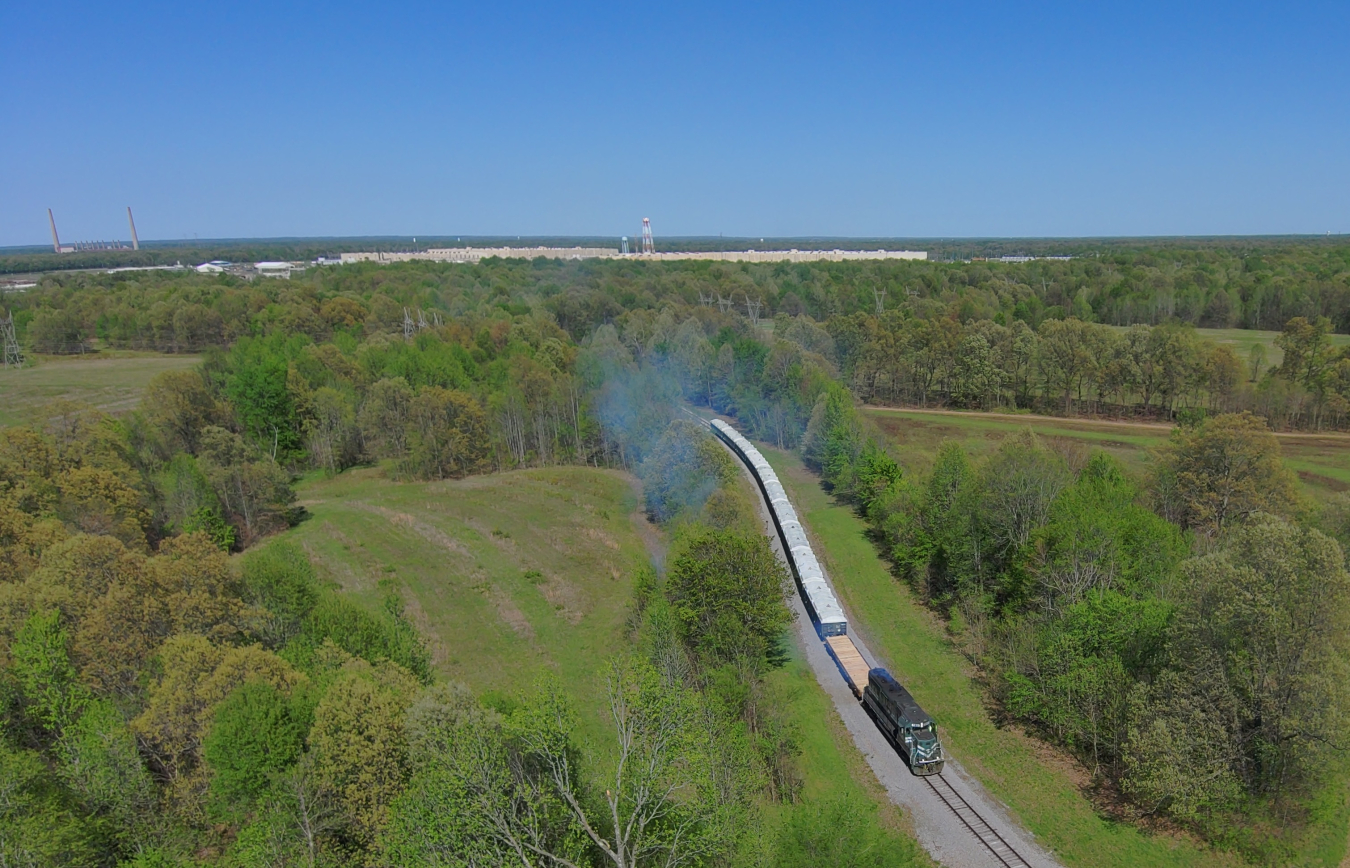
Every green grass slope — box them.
[284,465,648,743]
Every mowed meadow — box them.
[0,350,201,427]
[865,407,1350,502]
[281,466,652,741]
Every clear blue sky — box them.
[3,0,1347,245]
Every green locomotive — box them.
[863,668,945,775]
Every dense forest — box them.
[3,243,1350,864]
[8,241,1350,432]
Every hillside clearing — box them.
[0,351,201,427]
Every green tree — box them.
[204,680,311,815]
[952,332,1004,409]
[303,386,361,475]
[142,370,219,457]
[1022,453,1185,613]
[357,377,414,460]
[157,453,234,549]
[1126,514,1350,816]
[1150,411,1300,533]
[240,541,319,647]
[773,793,922,868]
[0,742,100,868]
[1037,318,1096,413]
[56,698,154,829]
[309,658,419,844]
[10,608,89,736]
[1275,316,1334,390]
[225,341,303,461]
[665,528,793,667]
[400,387,490,480]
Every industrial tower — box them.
[641,218,655,255]
[48,209,64,253]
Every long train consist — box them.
[710,418,945,776]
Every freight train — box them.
[710,418,945,776]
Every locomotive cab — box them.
[863,668,945,775]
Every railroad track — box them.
[924,772,1033,868]
[703,410,1048,868]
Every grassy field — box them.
[864,407,1350,502]
[0,350,201,427]
[282,465,653,744]
[765,445,1350,868]
[1195,327,1350,372]
[277,464,931,859]
[1105,326,1350,374]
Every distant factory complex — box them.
[47,208,140,253]
[339,247,927,265]
[37,212,928,271]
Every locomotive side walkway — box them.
[714,431,1064,868]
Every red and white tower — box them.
[641,217,655,255]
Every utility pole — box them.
[2,311,24,368]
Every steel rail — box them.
[923,772,1033,868]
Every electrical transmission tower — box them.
[2,311,23,368]
[716,294,733,314]
[403,308,415,341]
[874,287,886,314]
[417,309,429,331]
[641,218,655,255]
[745,296,762,327]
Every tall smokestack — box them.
[127,207,139,251]
[48,209,61,253]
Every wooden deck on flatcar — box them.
[827,635,870,699]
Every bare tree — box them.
[518,661,723,868]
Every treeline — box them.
[0,419,432,863]
[835,313,1350,429]
[9,239,1350,355]
[798,388,1350,853]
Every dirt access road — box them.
[718,431,1065,868]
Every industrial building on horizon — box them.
[339,216,925,263]
[339,246,928,265]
